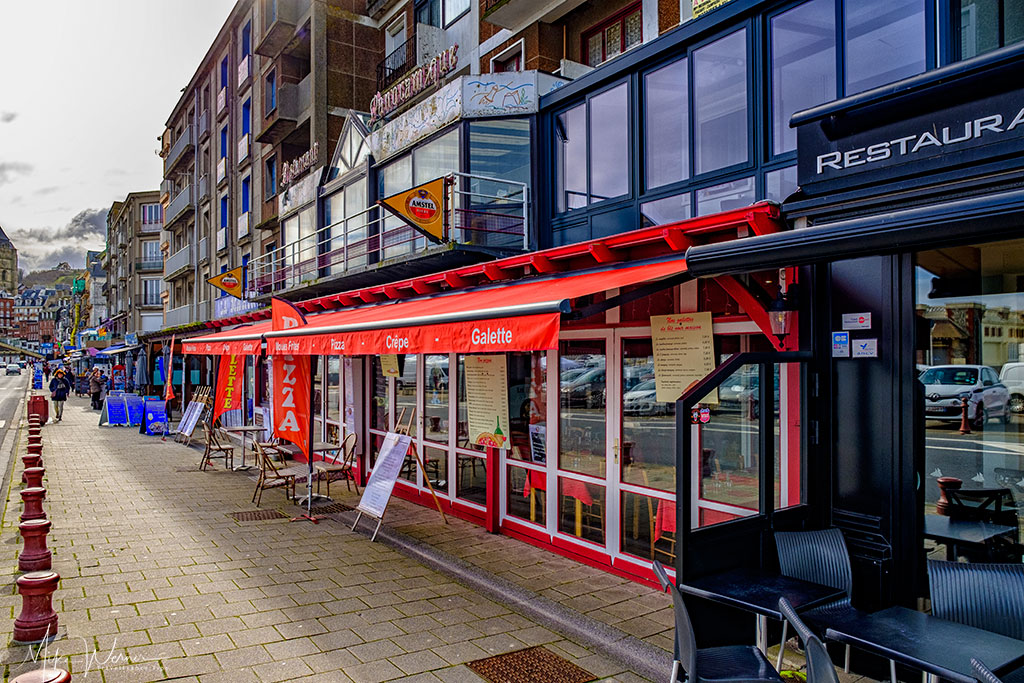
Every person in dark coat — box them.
[49,368,73,422]
[89,369,104,410]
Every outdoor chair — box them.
[778,598,840,683]
[945,488,1021,562]
[252,441,296,506]
[651,560,784,683]
[200,422,234,471]
[927,560,1024,641]
[314,432,359,498]
[774,529,855,672]
[972,658,1005,683]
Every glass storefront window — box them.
[696,176,755,216]
[508,352,547,464]
[621,490,674,562]
[424,446,448,492]
[559,340,606,478]
[694,29,748,175]
[414,129,459,185]
[621,339,675,492]
[915,237,1024,554]
[456,454,487,505]
[590,83,630,203]
[559,478,605,544]
[770,0,836,155]
[457,356,486,454]
[424,354,449,444]
[957,0,1024,60]
[641,193,691,228]
[370,356,388,433]
[765,166,798,204]
[507,465,546,525]
[845,0,926,95]
[396,354,417,436]
[555,104,587,212]
[645,58,689,190]
[326,357,340,423]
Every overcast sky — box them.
[0,0,234,272]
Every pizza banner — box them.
[272,354,311,462]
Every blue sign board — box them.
[143,399,168,436]
[32,362,43,390]
[102,396,129,426]
[125,394,145,426]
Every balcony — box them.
[216,227,228,252]
[237,212,250,240]
[217,87,228,118]
[136,259,164,273]
[140,219,163,234]
[238,55,251,89]
[164,244,193,279]
[481,0,585,29]
[216,157,227,186]
[377,34,416,94]
[159,178,175,201]
[256,0,306,57]
[198,237,209,263]
[198,173,210,202]
[237,134,250,164]
[198,109,210,140]
[163,125,195,176]
[256,73,311,144]
[164,304,193,328]
[165,185,194,229]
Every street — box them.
[0,372,28,450]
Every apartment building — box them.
[104,191,164,341]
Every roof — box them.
[0,224,13,248]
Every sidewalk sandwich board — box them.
[352,431,412,541]
[99,395,129,426]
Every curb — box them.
[0,382,31,527]
[336,510,671,681]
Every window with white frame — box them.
[141,204,163,224]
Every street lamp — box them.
[768,268,798,339]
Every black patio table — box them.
[682,566,847,654]
[924,513,1017,561]
[825,606,1024,683]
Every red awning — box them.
[184,256,689,356]
[182,322,271,355]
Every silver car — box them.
[921,365,1010,429]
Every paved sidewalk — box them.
[0,396,655,682]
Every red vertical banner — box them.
[164,335,176,401]
[213,354,242,424]
[273,354,310,461]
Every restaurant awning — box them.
[183,256,690,356]
[96,344,142,357]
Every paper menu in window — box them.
[651,312,717,404]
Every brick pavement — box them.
[0,396,657,682]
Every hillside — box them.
[21,267,87,289]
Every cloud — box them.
[0,112,15,124]
[8,207,108,272]
[12,208,108,242]
[33,186,59,196]
[0,161,32,187]
[20,245,91,271]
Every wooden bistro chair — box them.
[314,432,359,498]
[252,441,296,506]
[200,421,234,471]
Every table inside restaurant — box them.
[683,566,846,654]
[825,606,1024,683]
[923,513,1017,561]
[223,425,265,471]
[522,471,595,535]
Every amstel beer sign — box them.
[378,176,449,243]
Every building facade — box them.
[104,191,164,341]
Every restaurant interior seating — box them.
[652,560,784,683]
[778,598,840,683]
[927,560,1024,641]
[775,529,856,671]
[972,658,1006,683]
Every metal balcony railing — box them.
[164,304,193,327]
[217,87,228,118]
[237,55,251,87]
[165,185,194,228]
[238,212,250,240]
[247,172,529,297]
[135,259,164,273]
[376,33,416,93]
[163,125,195,176]
[164,244,193,279]
[216,157,227,185]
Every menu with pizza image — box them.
[464,354,510,449]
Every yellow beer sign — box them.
[378,176,448,243]
[208,266,245,299]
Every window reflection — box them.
[696,177,755,216]
[396,354,417,436]
[621,339,675,492]
[590,84,630,203]
[645,58,689,189]
[507,465,546,525]
[845,0,925,94]
[694,29,748,174]
[559,478,605,544]
[621,491,675,562]
[424,354,449,444]
[559,340,606,478]
[555,104,587,212]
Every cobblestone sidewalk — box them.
[0,396,653,682]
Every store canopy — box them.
[183,256,690,356]
[96,344,142,357]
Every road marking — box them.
[0,420,6,429]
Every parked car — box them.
[998,362,1024,413]
[623,379,663,415]
[920,364,1010,429]
[5,363,21,375]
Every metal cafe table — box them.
[825,606,1024,683]
[923,513,1017,562]
[222,425,265,471]
[682,566,846,654]
[295,442,342,507]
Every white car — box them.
[921,365,1010,429]
[998,362,1024,414]
[5,363,21,375]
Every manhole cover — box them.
[310,503,354,514]
[468,647,596,683]
[229,509,288,521]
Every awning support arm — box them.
[714,275,784,352]
[566,272,692,321]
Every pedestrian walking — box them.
[43,363,51,383]
[89,369,104,410]
[49,368,72,423]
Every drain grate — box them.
[310,502,354,514]
[229,509,288,521]
[468,647,596,683]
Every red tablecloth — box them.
[654,499,677,541]
[522,470,594,506]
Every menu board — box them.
[381,354,400,377]
[356,432,413,519]
[464,354,510,449]
[102,396,129,426]
[178,401,204,438]
[528,423,546,464]
[651,312,717,403]
[125,394,146,426]
[144,399,168,436]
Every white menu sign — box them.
[356,432,412,519]
[651,312,716,403]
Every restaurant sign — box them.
[370,45,459,123]
[281,142,320,186]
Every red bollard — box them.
[23,467,44,488]
[19,519,52,572]
[22,454,42,470]
[11,669,71,683]
[12,571,60,644]
[27,432,41,445]
[20,488,46,522]
[959,398,972,434]
[27,426,41,438]
[27,442,42,456]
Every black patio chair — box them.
[774,529,855,671]
[778,598,839,683]
[927,560,1024,640]
[945,488,1021,562]
[651,561,784,683]
[972,658,1005,683]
